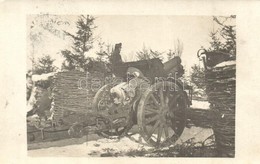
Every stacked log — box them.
[52,71,105,115]
[206,61,236,157]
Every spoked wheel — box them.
[137,81,187,147]
[92,83,131,138]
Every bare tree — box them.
[174,39,183,57]
[96,39,113,63]
[136,44,164,60]
[167,39,183,60]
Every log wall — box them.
[206,62,236,157]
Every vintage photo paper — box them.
[1,0,260,163]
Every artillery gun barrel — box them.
[163,56,182,74]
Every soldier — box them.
[111,43,123,64]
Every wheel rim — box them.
[137,81,187,147]
[92,83,131,138]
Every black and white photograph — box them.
[26,15,236,157]
[3,1,260,163]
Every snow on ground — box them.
[28,126,213,157]
[28,100,213,157]
[191,100,210,110]
[32,72,56,82]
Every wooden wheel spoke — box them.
[164,124,169,139]
[93,84,130,138]
[165,89,170,105]
[159,88,164,106]
[147,120,160,140]
[150,94,160,108]
[157,124,163,144]
[145,108,159,115]
[137,82,186,147]
[145,115,160,125]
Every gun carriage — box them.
[90,43,192,147]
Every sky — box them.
[27,15,215,75]
[95,16,214,74]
